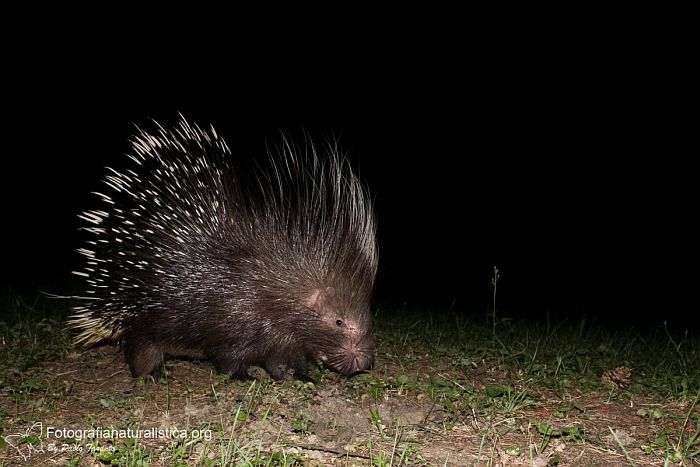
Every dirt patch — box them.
[1,343,697,465]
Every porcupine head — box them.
[69,117,378,381]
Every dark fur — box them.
[70,118,378,380]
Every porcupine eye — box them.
[336,319,343,326]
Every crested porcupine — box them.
[69,117,378,381]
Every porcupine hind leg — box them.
[123,330,165,380]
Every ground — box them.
[0,332,698,466]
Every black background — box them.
[1,29,696,329]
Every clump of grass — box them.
[376,303,700,401]
[0,288,72,410]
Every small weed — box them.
[370,408,387,439]
[87,438,150,466]
[290,413,309,435]
[490,265,500,346]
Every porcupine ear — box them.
[305,287,335,312]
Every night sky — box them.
[1,46,695,330]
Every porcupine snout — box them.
[319,320,375,376]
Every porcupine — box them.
[69,117,378,381]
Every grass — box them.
[0,285,699,465]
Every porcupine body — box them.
[69,118,378,380]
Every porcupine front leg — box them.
[205,348,251,379]
[264,353,313,381]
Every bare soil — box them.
[1,344,696,466]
